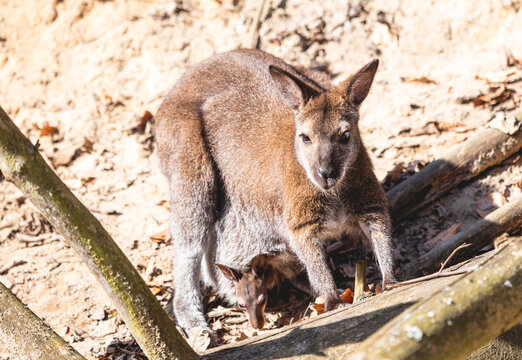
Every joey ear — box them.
[216,264,242,283]
[343,59,379,106]
[251,255,273,281]
[269,65,322,110]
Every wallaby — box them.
[216,253,308,330]
[155,49,395,331]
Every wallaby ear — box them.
[269,65,322,110]
[216,264,242,283]
[251,255,273,281]
[343,59,379,106]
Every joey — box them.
[216,255,274,330]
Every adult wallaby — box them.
[155,49,395,331]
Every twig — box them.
[224,316,248,325]
[207,307,243,318]
[15,232,57,243]
[244,0,267,49]
[300,303,312,320]
[438,243,471,273]
[354,260,367,302]
[0,260,27,275]
[385,270,468,289]
[387,243,472,290]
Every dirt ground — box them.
[0,0,521,358]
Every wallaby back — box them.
[155,49,394,331]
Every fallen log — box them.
[0,106,197,360]
[400,196,522,279]
[387,126,522,220]
[348,237,522,360]
[202,246,521,359]
[0,280,86,360]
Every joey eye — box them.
[237,303,246,310]
[300,134,312,144]
[340,130,351,144]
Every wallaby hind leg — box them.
[156,105,218,331]
[358,215,396,286]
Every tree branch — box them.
[348,238,522,360]
[387,127,522,221]
[0,106,197,360]
[0,280,86,360]
[401,197,522,279]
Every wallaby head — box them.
[216,255,274,329]
[270,59,379,191]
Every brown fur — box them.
[216,255,275,330]
[155,49,395,331]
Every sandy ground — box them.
[0,0,521,358]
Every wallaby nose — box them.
[318,166,333,180]
[251,317,265,329]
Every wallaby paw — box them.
[175,312,210,335]
[323,293,342,312]
[335,301,351,310]
[379,278,398,293]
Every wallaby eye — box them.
[237,303,246,310]
[340,130,351,144]
[300,134,312,144]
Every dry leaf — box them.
[80,176,95,185]
[102,91,113,105]
[507,51,522,69]
[82,137,94,152]
[340,288,354,303]
[39,125,58,137]
[386,163,406,182]
[423,224,460,252]
[149,229,169,243]
[131,110,154,134]
[403,76,437,84]
[399,121,440,137]
[234,332,249,342]
[187,326,211,352]
[472,95,490,107]
[53,146,81,167]
[476,193,507,218]
[475,71,521,84]
[150,285,163,296]
[312,303,325,315]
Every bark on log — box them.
[0,106,197,360]
[0,281,86,360]
[387,127,522,221]
[348,237,522,360]
[202,241,521,359]
[401,196,522,279]
[466,324,521,360]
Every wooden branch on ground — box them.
[0,280,86,360]
[386,244,471,290]
[202,246,520,359]
[401,196,522,279]
[354,260,367,302]
[387,127,522,221]
[0,106,197,360]
[348,238,522,360]
[243,0,267,49]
